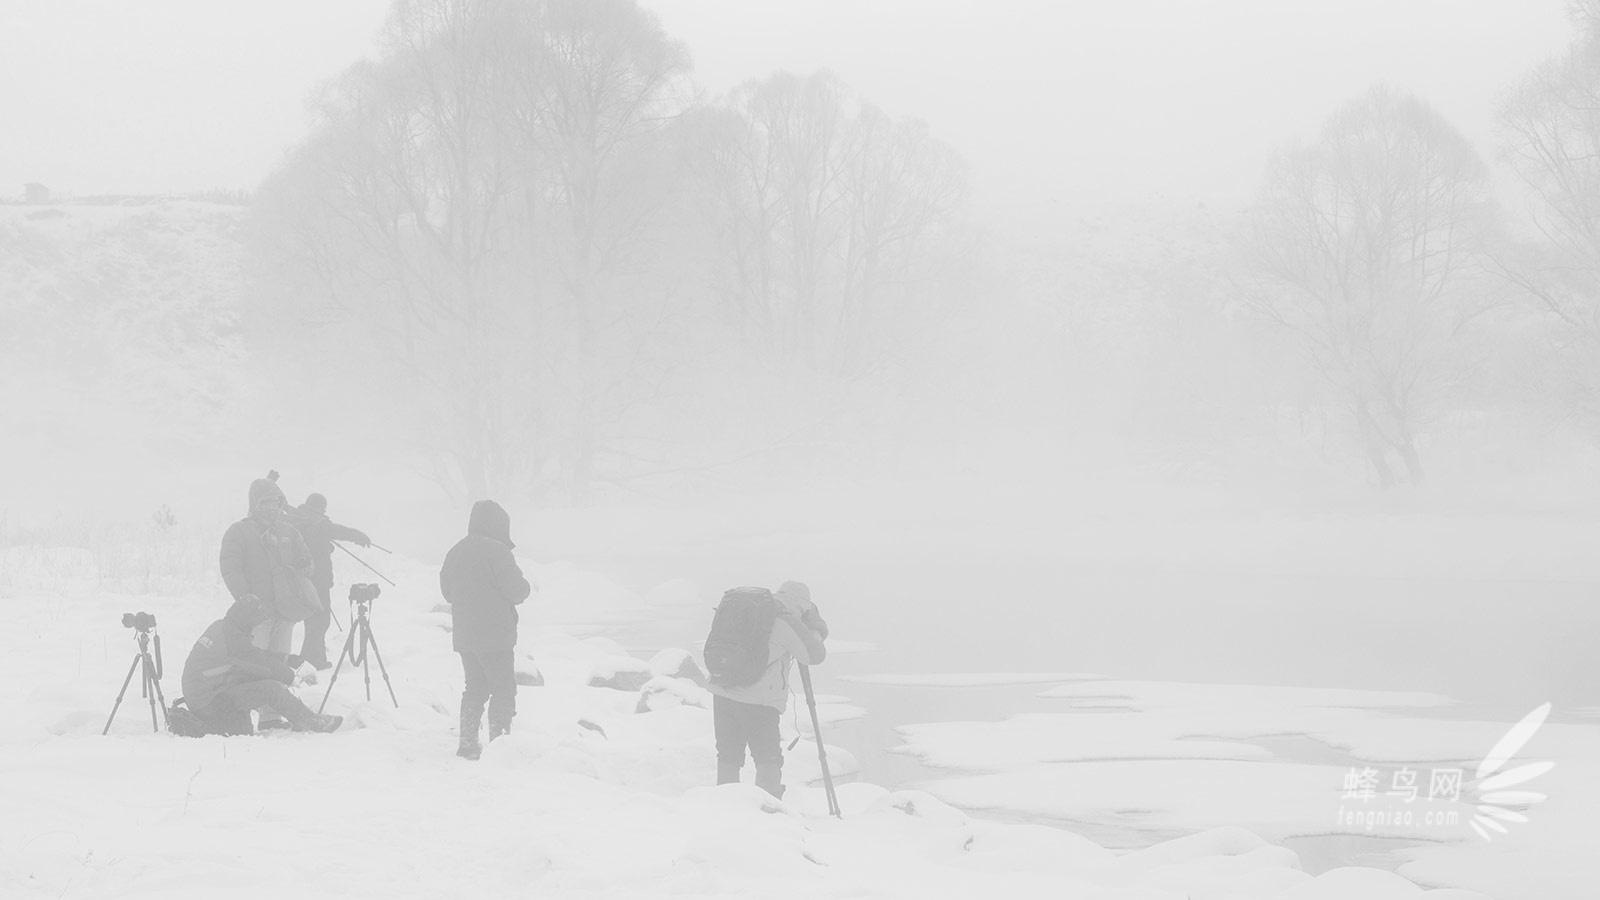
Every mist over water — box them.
[4,2,1600,897]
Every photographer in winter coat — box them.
[180,594,341,735]
[707,580,827,799]
[218,471,318,729]
[286,493,371,670]
[440,500,532,760]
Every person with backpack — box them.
[178,593,342,735]
[285,492,371,670]
[704,581,828,799]
[440,500,532,760]
[218,471,321,729]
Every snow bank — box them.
[0,546,1535,900]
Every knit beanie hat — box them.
[248,470,286,517]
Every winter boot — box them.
[754,765,784,800]
[488,715,512,742]
[289,712,342,733]
[457,711,483,760]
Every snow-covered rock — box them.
[635,675,711,713]
[867,790,970,828]
[588,655,652,691]
[648,648,707,686]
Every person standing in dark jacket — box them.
[286,493,371,670]
[440,500,532,760]
[219,471,317,729]
[181,594,342,735]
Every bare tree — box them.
[834,106,968,376]
[698,71,967,377]
[1243,85,1498,487]
[252,11,970,499]
[692,103,784,343]
[745,72,848,368]
[250,0,690,502]
[507,0,689,500]
[1498,1,1600,424]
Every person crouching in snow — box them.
[440,500,532,760]
[708,580,828,799]
[180,594,342,734]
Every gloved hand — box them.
[294,661,318,685]
[352,530,372,548]
[800,607,830,640]
[240,593,270,620]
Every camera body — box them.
[121,611,157,631]
[349,583,381,604]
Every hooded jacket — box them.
[181,597,296,712]
[439,501,532,653]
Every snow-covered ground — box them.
[0,533,1513,900]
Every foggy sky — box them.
[0,0,1574,227]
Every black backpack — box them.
[703,587,781,689]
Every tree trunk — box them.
[1354,403,1396,490]
[1396,437,1425,485]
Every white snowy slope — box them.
[2,543,1494,900]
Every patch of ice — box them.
[841,672,1107,687]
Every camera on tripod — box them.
[323,582,397,712]
[104,611,166,734]
[121,612,157,631]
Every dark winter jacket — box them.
[181,597,296,712]
[220,516,315,611]
[286,506,369,590]
[440,501,532,653]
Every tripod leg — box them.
[798,665,842,818]
[146,659,159,732]
[102,654,145,736]
[362,626,400,708]
[145,653,171,733]
[318,624,361,715]
[360,624,373,702]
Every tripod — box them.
[318,594,398,713]
[798,664,842,818]
[103,625,168,735]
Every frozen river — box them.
[566,531,1600,894]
